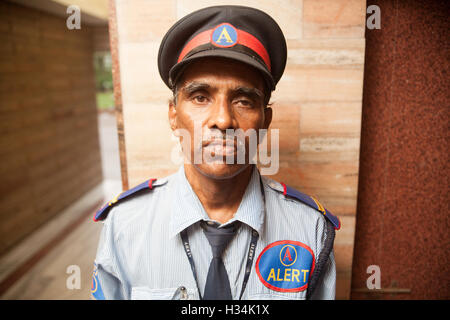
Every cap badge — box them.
[211,23,238,48]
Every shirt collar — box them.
[169,165,265,239]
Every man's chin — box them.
[192,162,251,180]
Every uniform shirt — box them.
[92,165,336,300]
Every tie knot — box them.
[201,221,240,258]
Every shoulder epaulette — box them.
[280,182,341,230]
[93,178,163,222]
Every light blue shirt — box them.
[92,165,336,300]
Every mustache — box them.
[200,131,246,148]
[202,138,237,147]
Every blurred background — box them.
[0,0,448,300]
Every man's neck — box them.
[184,164,254,224]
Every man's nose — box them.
[206,96,236,130]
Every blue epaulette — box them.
[93,178,159,222]
[280,182,341,230]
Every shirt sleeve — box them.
[91,216,128,300]
[310,249,336,300]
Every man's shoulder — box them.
[261,176,340,230]
[93,174,174,223]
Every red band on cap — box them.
[237,29,271,71]
[177,29,212,64]
[177,26,271,71]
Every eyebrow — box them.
[181,82,263,101]
[181,82,211,95]
[233,86,264,102]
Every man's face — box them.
[169,57,272,179]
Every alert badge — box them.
[255,240,315,292]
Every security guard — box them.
[92,5,340,300]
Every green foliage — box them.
[96,91,115,110]
[94,52,113,91]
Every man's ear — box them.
[168,99,177,131]
[263,107,272,129]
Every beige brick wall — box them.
[0,2,102,255]
[113,0,366,299]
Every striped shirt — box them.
[93,165,336,300]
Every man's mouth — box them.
[202,139,237,157]
[202,138,236,147]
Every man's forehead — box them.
[177,57,265,91]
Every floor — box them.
[0,112,122,299]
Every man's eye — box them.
[192,95,208,104]
[234,99,253,107]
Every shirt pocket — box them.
[130,287,198,300]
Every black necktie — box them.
[201,221,240,300]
